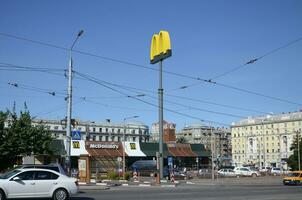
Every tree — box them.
[287,133,302,170]
[0,105,54,171]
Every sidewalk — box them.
[189,176,283,186]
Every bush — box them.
[124,172,131,181]
[107,171,119,180]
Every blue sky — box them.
[0,0,302,130]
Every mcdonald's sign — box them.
[150,30,172,64]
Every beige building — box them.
[231,111,302,168]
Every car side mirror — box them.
[12,177,21,181]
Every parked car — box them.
[218,168,236,177]
[234,167,260,177]
[270,167,282,176]
[0,168,78,200]
[259,166,271,174]
[283,171,302,185]
[14,163,67,175]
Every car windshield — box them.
[0,169,21,179]
[287,173,300,177]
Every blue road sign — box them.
[72,130,81,140]
[168,156,173,166]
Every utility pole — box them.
[297,131,301,171]
[66,30,84,175]
[210,123,215,181]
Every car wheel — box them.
[252,173,257,178]
[53,188,68,200]
[0,190,5,200]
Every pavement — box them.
[73,177,302,200]
[78,175,285,190]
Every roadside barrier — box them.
[170,172,175,183]
[133,171,138,182]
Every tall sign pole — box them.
[158,59,164,179]
[150,30,172,180]
[66,30,84,174]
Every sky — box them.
[0,0,302,130]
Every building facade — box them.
[32,118,150,143]
[150,120,176,142]
[231,111,302,168]
[177,123,232,167]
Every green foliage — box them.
[107,171,119,180]
[124,172,131,181]
[288,134,302,170]
[0,104,54,171]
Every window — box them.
[112,128,114,133]
[54,126,59,130]
[99,128,102,132]
[106,128,108,133]
[35,171,58,180]
[92,127,95,132]
[105,136,109,141]
[133,137,136,142]
[15,171,35,180]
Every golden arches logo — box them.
[150,30,172,64]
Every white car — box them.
[270,167,282,176]
[218,169,236,177]
[234,167,260,177]
[0,168,78,200]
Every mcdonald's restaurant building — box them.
[70,140,210,183]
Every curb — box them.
[78,185,110,190]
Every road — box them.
[73,178,302,200]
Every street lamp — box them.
[123,115,139,180]
[66,30,84,174]
[209,122,215,181]
[296,131,301,171]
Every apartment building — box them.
[231,111,302,168]
[32,118,150,142]
[177,123,232,167]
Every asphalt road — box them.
[73,182,302,200]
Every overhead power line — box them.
[74,71,229,126]
[6,81,66,97]
[209,36,302,80]
[165,93,269,115]
[72,71,287,115]
[74,70,249,118]
[1,32,300,107]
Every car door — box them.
[34,170,60,197]
[7,171,35,198]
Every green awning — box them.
[191,144,210,157]
[140,143,172,158]
[49,139,66,156]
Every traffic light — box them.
[150,30,172,64]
